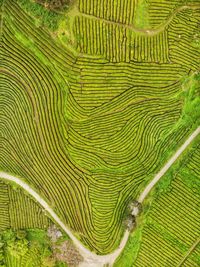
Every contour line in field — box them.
[138,126,200,203]
[0,126,199,266]
[73,4,200,36]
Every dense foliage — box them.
[0,228,71,267]
[35,0,71,11]
[0,229,53,267]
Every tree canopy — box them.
[35,0,71,11]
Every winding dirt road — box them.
[138,126,200,203]
[0,126,199,266]
[0,171,129,267]
[78,4,200,36]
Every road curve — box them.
[0,171,129,266]
[138,126,200,203]
[0,126,199,266]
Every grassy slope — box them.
[133,0,150,29]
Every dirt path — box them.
[138,126,200,203]
[0,171,129,267]
[77,4,200,36]
[177,237,200,267]
[0,127,199,266]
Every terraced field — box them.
[5,246,41,267]
[79,0,136,24]
[182,243,200,267]
[147,0,200,29]
[0,0,200,257]
[133,143,200,267]
[0,181,9,230]
[0,180,50,230]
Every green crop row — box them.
[8,185,50,230]
[134,145,200,266]
[0,180,50,230]
[74,15,131,62]
[147,0,200,28]
[1,0,100,253]
[0,181,10,230]
[168,8,200,71]
[1,0,199,255]
[183,244,200,267]
[66,58,190,252]
[79,0,136,25]
[73,9,199,67]
[130,30,170,63]
[70,59,186,110]
[147,0,184,28]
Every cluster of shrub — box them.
[35,0,71,11]
[0,229,54,267]
[0,230,29,267]
[0,227,83,267]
